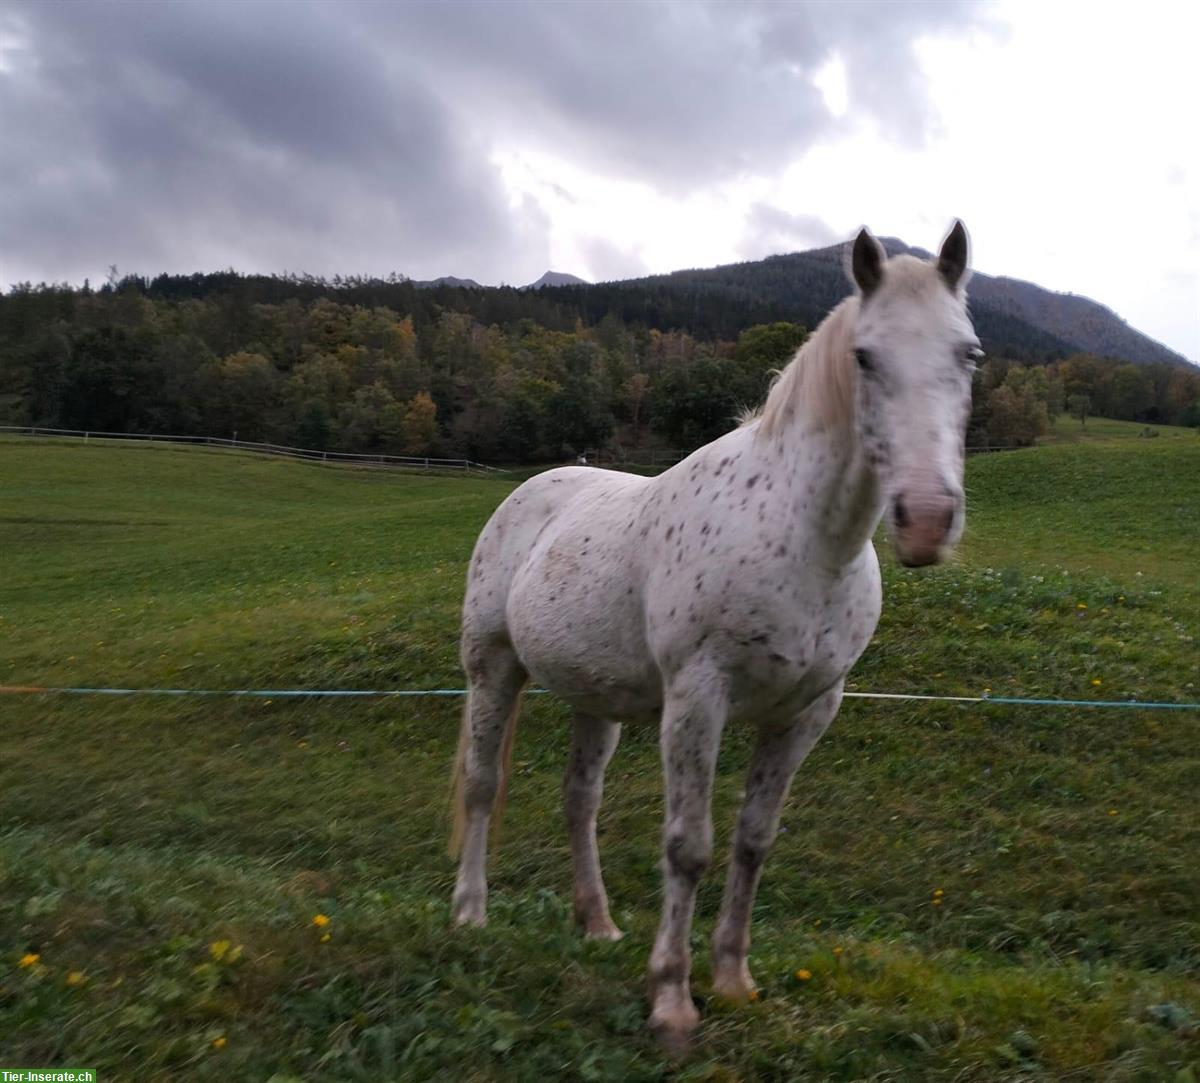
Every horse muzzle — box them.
[889,489,961,567]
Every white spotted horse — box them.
[450,222,980,1051]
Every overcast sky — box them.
[1,0,1196,360]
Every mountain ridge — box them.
[523,270,590,290]
[569,237,1191,368]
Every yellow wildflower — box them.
[18,953,40,969]
[1077,602,1088,610]
[312,914,330,927]
[933,888,945,897]
[212,1036,227,1050]
[833,946,844,956]
[748,989,759,1001]
[1092,678,1102,686]
[320,933,331,943]
[66,970,86,987]
[932,898,943,906]
[1108,809,1118,816]
[795,969,812,981]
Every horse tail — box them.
[448,683,525,859]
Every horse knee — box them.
[733,836,771,872]
[665,830,711,884]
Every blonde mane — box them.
[750,295,859,438]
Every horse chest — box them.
[647,540,881,716]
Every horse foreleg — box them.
[648,674,728,1054]
[563,714,623,940]
[710,684,842,1002]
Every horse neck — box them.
[763,416,883,567]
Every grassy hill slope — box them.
[1,434,1196,1080]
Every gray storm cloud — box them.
[0,0,991,286]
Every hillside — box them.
[878,239,1189,367]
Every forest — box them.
[1,271,1197,462]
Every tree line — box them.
[0,274,1195,463]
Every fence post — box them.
[424,457,429,473]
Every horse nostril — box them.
[893,496,910,530]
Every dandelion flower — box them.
[1092,679,1102,686]
[210,940,232,961]
[1108,809,1118,816]
[932,898,943,907]
[1077,602,1088,610]
[320,933,331,943]
[795,969,812,981]
[312,914,330,927]
[18,953,40,969]
[833,946,844,956]
[933,888,944,897]
[212,1036,227,1050]
[66,970,86,987]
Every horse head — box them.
[849,221,980,566]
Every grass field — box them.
[1,427,1198,1081]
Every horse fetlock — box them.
[710,919,750,965]
[573,891,621,938]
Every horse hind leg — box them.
[450,645,527,928]
[710,684,842,1002]
[563,714,623,940]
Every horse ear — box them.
[937,219,971,291]
[849,227,885,298]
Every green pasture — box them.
[0,429,1197,1081]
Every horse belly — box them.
[506,540,660,720]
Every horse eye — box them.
[855,348,873,371]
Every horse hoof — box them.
[711,974,757,1005]
[650,1015,698,1058]
[649,997,700,1057]
[711,960,757,1004]
[582,918,624,941]
[451,894,487,928]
